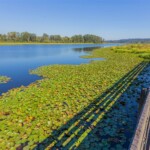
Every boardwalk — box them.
[130,88,150,150]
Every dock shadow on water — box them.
[33,61,148,150]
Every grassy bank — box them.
[0,44,149,149]
[111,44,150,59]
[0,76,10,84]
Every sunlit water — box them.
[0,43,119,94]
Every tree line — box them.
[0,32,104,43]
[107,38,150,43]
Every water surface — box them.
[0,43,119,94]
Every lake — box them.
[0,43,119,94]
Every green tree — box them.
[30,33,37,42]
[49,35,62,43]
[71,35,84,43]
[83,34,103,43]
[21,32,30,42]
[41,33,49,42]
[62,36,71,43]
[7,32,20,42]
[1,34,7,41]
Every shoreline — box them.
[0,42,105,46]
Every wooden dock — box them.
[130,88,150,150]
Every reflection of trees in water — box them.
[73,47,101,52]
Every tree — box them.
[62,36,71,43]
[0,34,3,41]
[49,35,62,43]
[41,33,49,42]
[71,35,84,43]
[30,33,36,42]
[7,32,19,41]
[83,34,103,43]
[21,32,30,42]
[0,34,7,41]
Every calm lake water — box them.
[0,43,119,94]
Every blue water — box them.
[0,43,119,94]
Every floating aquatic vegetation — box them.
[0,76,10,84]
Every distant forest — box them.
[0,32,104,43]
[107,38,150,43]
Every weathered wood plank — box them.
[130,88,150,150]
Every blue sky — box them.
[0,0,149,40]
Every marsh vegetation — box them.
[112,44,150,59]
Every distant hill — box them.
[106,38,150,43]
